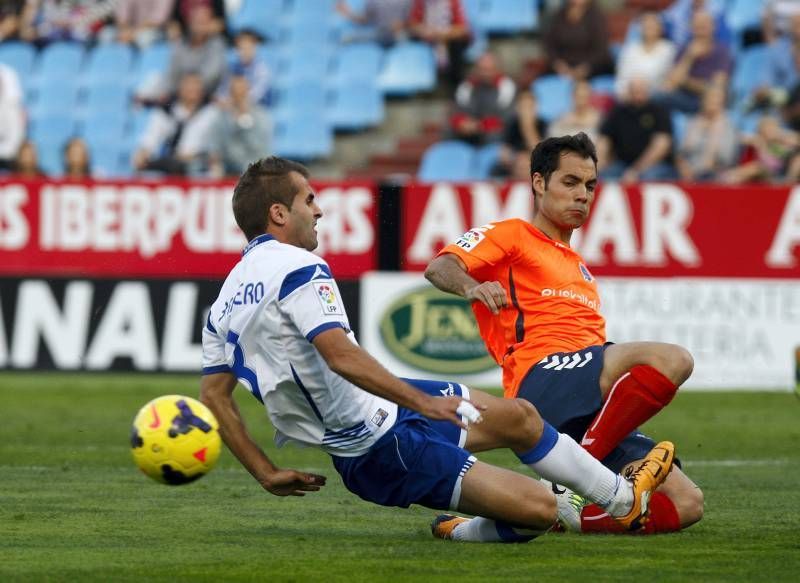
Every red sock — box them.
[580,493,682,534]
[581,365,677,460]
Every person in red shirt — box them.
[425,133,704,535]
[408,0,471,89]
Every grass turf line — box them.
[0,374,799,582]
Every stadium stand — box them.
[0,0,799,183]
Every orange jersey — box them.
[438,218,606,397]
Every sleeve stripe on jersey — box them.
[279,263,333,300]
[205,312,217,334]
[306,321,346,342]
[202,364,231,375]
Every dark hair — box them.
[232,156,310,241]
[529,132,597,189]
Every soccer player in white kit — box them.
[199,157,675,542]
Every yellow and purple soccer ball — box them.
[130,395,221,485]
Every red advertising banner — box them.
[0,178,378,278]
[401,182,800,277]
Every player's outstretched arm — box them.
[313,327,481,428]
[199,372,326,496]
[425,253,508,315]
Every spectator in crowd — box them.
[492,90,546,180]
[761,0,800,43]
[167,0,225,41]
[659,10,733,114]
[449,52,516,146]
[598,77,675,182]
[62,137,91,179]
[113,0,174,48]
[161,4,227,102]
[748,13,800,113]
[408,0,471,89]
[0,0,26,41]
[19,0,116,44]
[0,63,24,171]
[675,85,737,182]
[615,11,676,98]
[548,80,602,143]
[335,0,411,46]
[13,140,44,178]
[720,114,800,184]
[209,75,271,177]
[542,0,614,81]
[216,28,271,107]
[133,73,218,176]
[661,0,731,48]
[784,74,800,132]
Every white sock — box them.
[522,429,633,515]
[452,517,544,543]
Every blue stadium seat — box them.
[228,0,283,41]
[34,42,84,82]
[277,80,329,113]
[82,84,131,118]
[418,141,476,181]
[331,43,383,87]
[82,43,135,87]
[0,41,36,79]
[480,0,539,34]
[474,143,501,179]
[731,45,771,106]
[29,115,78,175]
[532,75,574,122]
[726,0,765,34]
[291,0,336,17]
[273,117,334,160]
[29,79,81,117]
[132,42,171,89]
[81,110,129,148]
[670,110,689,147]
[328,82,384,130]
[282,13,334,45]
[377,42,436,95]
[590,75,616,96]
[278,53,333,87]
[90,145,129,178]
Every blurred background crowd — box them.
[0,0,798,183]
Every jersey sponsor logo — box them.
[541,288,599,310]
[439,383,456,397]
[313,281,343,315]
[378,286,495,374]
[579,263,594,282]
[312,264,331,280]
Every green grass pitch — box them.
[1,374,799,582]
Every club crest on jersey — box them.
[579,263,594,282]
[313,281,342,315]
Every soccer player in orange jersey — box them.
[425,133,704,534]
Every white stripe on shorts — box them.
[449,455,477,510]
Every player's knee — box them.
[509,398,544,450]
[661,344,694,385]
[519,493,558,530]
[678,486,705,527]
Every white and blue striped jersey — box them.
[201,234,398,457]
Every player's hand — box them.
[260,469,327,497]
[420,395,486,430]
[465,281,508,315]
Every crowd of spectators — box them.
[0,0,799,185]
[442,0,800,184]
